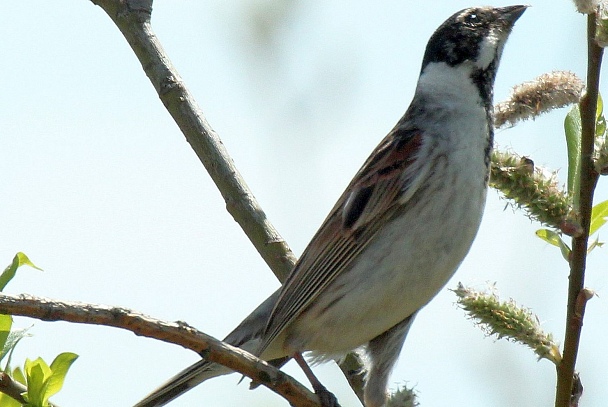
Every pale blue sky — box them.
[1,1,607,406]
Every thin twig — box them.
[0,293,321,407]
[555,13,603,407]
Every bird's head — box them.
[422,5,527,71]
[418,5,527,108]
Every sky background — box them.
[1,1,607,406]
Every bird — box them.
[135,5,526,407]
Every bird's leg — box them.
[293,353,341,407]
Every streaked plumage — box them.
[135,6,526,407]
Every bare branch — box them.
[89,0,296,283]
[0,293,323,407]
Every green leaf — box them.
[565,104,582,209]
[588,236,604,253]
[535,229,563,246]
[1,327,31,369]
[45,352,78,400]
[0,258,21,293]
[536,229,571,261]
[597,94,606,138]
[0,315,13,365]
[597,116,606,138]
[0,315,12,346]
[14,253,42,271]
[12,366,26,386]
[24,357,52,406]
[590,199,608,235]
[15,353,78,406]
[0,253,42,292]
[0,393,21,407]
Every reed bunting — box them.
[136,5,526,407]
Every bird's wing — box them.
[258,123,430,355]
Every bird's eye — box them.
[464,13,480,26]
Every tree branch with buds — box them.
[461,4,606,407]
[555,10,603,407]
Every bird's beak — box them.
[497,5,528,26]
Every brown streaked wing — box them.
[258,127,424,355]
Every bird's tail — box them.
[133,289,282,406]
[133,359,232,407]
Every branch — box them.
[89,0,296,283]
[555,12,603,407]
[0,293,322,407]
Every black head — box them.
[422,6,527,70]
[419,6,526,108]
